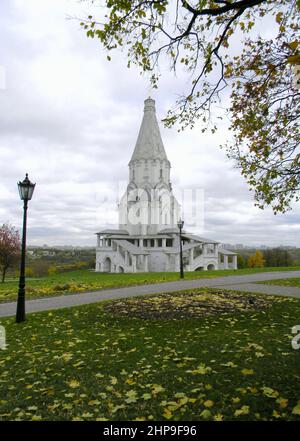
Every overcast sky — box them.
[0,0,299,247]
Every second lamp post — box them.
[177,218,184,279]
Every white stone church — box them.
[95,98,237,273]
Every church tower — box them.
[119,97,180,235]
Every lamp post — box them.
[16,173,35,323]
[177,218,184,279]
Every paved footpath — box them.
[1,270,300,318]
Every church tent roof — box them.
[129,98,169,163]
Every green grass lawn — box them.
[0,288,300,421]
[1,266,300,303]
[259,278,300,288]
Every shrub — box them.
[53,284,71,291]
[25,267,34,278]
[48,266,57,275]
[53,262,89,274]
[31,261,51,277]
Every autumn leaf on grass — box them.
[61,352,73,362]
[292,403,300,416]
[276,398,288,409]
[177,396,189,407]
[249,387,258,394]
[151,384,165,395]
[82,412,94,419]
[125,378,136,385]
[236,387,247,394]
[255,352,264,358]
[125,390,138,404]
[214,413,224,421]
[203,400,214,408]
[48,403,60,411]
[200,409,211,419]
[174,392,186,398]
[31,415,42,421]
[241,368,254,376]
[163,408,173,420]
[234,405,250,417]
[187,363,212,375]
[67,379,80,389]
[221,361,237,368]
[111,404,126,414]
[174,392,192,406]
[73,361,85,368]
[88,400,101,406]
[261,387,279,398]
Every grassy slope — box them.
[0,289,300,421]
[1,266,300,303]
[259,278,300,288]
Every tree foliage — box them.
[0,223,20,283]
[81,0,300,212]
[263,248,293,267]
[247,250,265,267]
[237,254,246,269]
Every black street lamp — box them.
[16,173,35,323]
[177,218,184,279]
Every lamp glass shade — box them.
[18,174,35,201]
[177,218,184,229]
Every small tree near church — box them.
[0,223,20,283]
[247,250,265,268]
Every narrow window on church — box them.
[160,168,163,179]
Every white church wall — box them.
[148,251,169,272]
